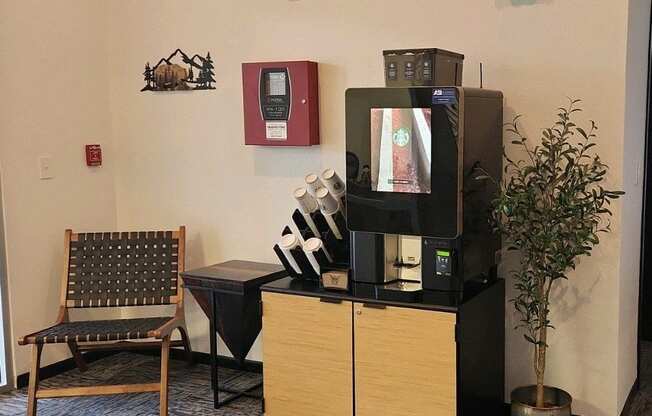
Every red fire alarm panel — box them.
[85,144,102,167]
[242,61,319,146]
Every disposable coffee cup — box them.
[303,237,333,274]
[279,233,301,274]
[322,168,345,199]
[294,187,319,214]
[305,173,325,196]
[315,187,339,215]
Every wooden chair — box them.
[17,227,192,416]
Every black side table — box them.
[181,260,287,409]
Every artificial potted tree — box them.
[488,100,624,415]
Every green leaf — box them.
[493,99,624,367]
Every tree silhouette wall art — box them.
[141,49,216,92]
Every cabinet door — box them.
[262,293,353,416]
[354,303,457,416]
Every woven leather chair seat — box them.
[27,317,173,344]
[18,228,190,416]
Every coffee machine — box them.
[346,86,503,293]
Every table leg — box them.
[202,288,263,410]
[209,291,219,409]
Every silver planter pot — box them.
[511,385,572,416]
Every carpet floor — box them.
[9,345,652,415]
[0,352,262,416]
[623,341,652,416]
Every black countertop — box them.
[261,276,502,313]
[181,260,287,293]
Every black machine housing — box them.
[383,48,464,87]
[345,86,503,291]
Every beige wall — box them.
[0,178,10,387]
[105,1,645,415]
[0,0,648,414]
[0,1,117,377]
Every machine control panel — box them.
[435,250,452,276]
[421,237,461,291]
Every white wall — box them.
[103,1,645,415]
[619,0,651,411]
[0,0,117,377]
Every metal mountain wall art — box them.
[141,49,216,92]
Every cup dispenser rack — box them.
[273,169,350,280]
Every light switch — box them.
[39,156,54,180]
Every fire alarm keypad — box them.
[260,68,291,121]
[242,61,319,146]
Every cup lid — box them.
[293,187,308,198]
[315,187,329,199]
[303,237,323,252]
[280,233,299,249]
[322,168,335,180]
[305,173,319,184]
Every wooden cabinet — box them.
[353,303,457,416]
[260,278,504,416]
[261,292,353,416]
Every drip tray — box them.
[376,280,423,303]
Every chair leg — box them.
[26,343,43,416]
[67,341,87,372]
[160,336,171,416]
[178,327,193,365]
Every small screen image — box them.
[266,72,287,96]
[370,108,432,194]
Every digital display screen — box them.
[266,72,287,96]
[370,108,432,194]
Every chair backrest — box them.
[62,227,185,308]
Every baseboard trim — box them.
[15,346,263,390]
[134,348,263,374]
[16,350,117,389]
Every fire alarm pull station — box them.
[85,144,102,167]
[242,61,319,146]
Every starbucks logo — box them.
[393,128,411,147]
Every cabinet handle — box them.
[320,297,342,304]
[362,303,386,309]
